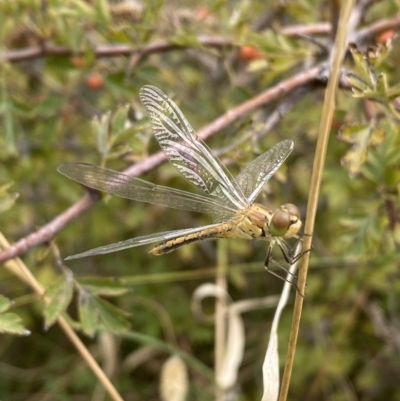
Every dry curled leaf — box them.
[160,355,188,401]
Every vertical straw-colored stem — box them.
[278,2,356,400]
[215,239,228,401]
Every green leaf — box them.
[78,290,99,337]
[0,295,12,313]
[0,190,18,214]
[95,0,111,23]
[103,72,135,97]
[78,291,130,335]
[78,276,129,296]
[43,272,74,329]
[347,44,393,104]
[110,119,149,149]
[95,297,131,333]
[0,313,31,336]
[387,81,400,99]
[1,100,17,153]
[69,0,96,18]
[92,111,111,158]
[346,73,372,95]
[105,142,133,161]
[338,123,385,177]
[375,73,388,99]
[349,44,375,88]
[31,96,66,117]
[169,31,202,48]
[111,103,130,139]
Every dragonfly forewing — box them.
[57,163,238,217]
[140,86,248,215]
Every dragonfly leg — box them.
[264,244,304,296]
[277,236,312,265]
[264,262,304,297]
[265,241,295,274]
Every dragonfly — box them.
[58,85,304,277]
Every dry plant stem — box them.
[0,192,97,264]
[279,23,330,36]
[0,233,124,401]
[2,26,331,64]
[0,66,320,266]
[278,2,355,401]
[2,17,400,64]
[217,87,309,155]
[357,15,400,42]
[215,240,228,401]
[2,36,234,63]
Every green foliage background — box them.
[1,0,400,400]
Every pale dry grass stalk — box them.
[0,232,124,401]
[262,243,302,401]
[215,239,229,401]
[278,2,356,400]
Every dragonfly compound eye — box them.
[283,203,300,219]
[269,209,290,236]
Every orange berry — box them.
[378,29,395,43]
[238,46,263,61]
[86,73,103,90]
[71,56,86,68]
[195,6,210,20]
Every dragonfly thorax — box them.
[236,203,302,240]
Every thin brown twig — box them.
[279,23,331,36]
[2,16,400,65]
[357,15,400,43]
[0,66,321,265]
[214,86,310,155]
[1,36,234,63]
[347,0,378,43]
[2,26,331,64]
[1,25,332,65]
[0,193,98,264]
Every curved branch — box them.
[2,36,234,63]
[279,23,330,37]
[356,15,400,42]
[0,193,98,263]
[3,16,400,65]
[2,25,332,64]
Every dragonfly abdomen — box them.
[149,223,237,255]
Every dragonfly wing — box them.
[64,223,223,260]
[58,163,237,217]
[236,139,294,203]
[140,86,248,216]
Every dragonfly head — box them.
[269,203,302,238]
